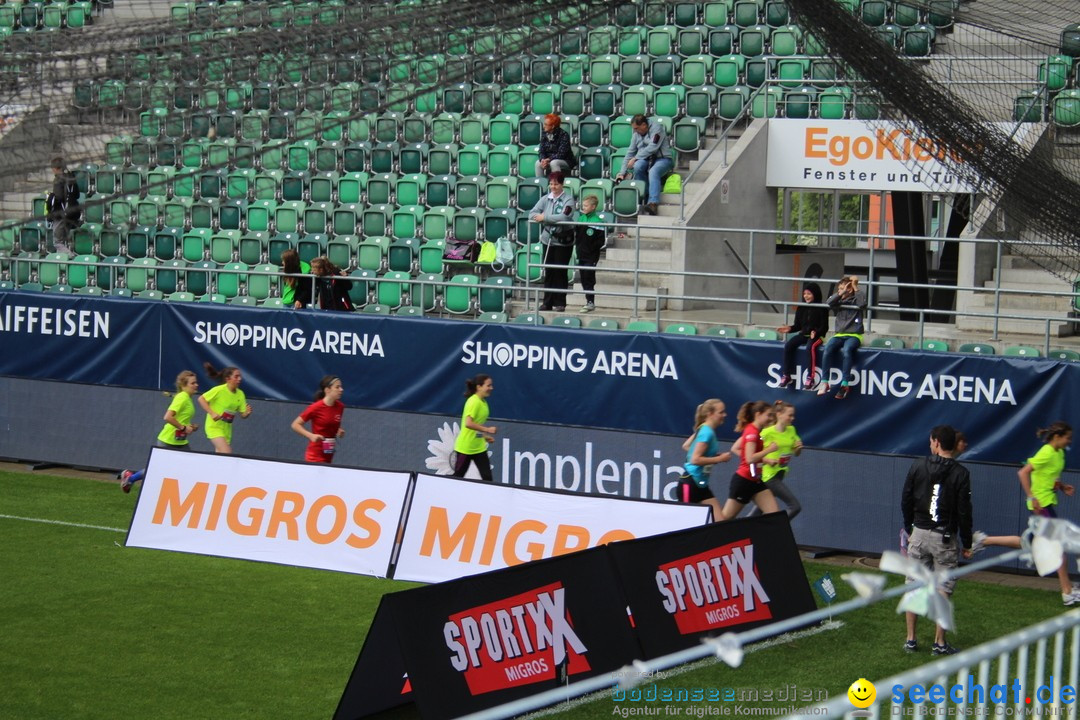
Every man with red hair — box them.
[536,113,576,177]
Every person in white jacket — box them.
[615,115,673,216]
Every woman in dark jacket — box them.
[777,282,828,389]
[535,113,576,177]
[298,256,354,311]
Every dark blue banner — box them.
[0,294,160,388]
[1,294,1075,466]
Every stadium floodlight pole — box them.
[455,548,1028,720]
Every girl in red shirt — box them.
[719,401,780,520]
[291,375,345,463]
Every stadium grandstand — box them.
[4,2,1080,718]
[0,0,1075,352]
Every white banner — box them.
[766,119,1038,192]
[394,473,711,583]
[126,448,410,577]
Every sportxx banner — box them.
[393,472,711,583]
[1,294,1077,465]
[335,546,642,720]
[335,514,815,719]
[125,447,410,576]
[607,514,818,659]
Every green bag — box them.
[662,173,682,194]
[476,240,496,264]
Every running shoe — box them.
[119,469,134,494]
[903,640,918,653]
[932,643,959,656]
[835,385,850,399]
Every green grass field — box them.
[0,469,1068,719]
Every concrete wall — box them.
[0,106,58,194]
[675,120,846,311]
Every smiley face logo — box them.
[848,678,876,709]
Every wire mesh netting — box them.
[785,0,1080,280]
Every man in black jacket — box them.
[901,425,973,656]
[46,157,81,256]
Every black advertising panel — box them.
[334,598,414,720]
[607,513,817,659]
[373,546,640,720]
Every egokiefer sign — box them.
[125,450,709,581]
[125,448,411,577]
[335,517,816,719]
[765,119,1037,192]
[393,473,711,583]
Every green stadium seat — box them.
[1039,55,1073,92]
[1015,90,1046,123]
[1004,346,1042,358]
[545,316,579,329]
[479,276,514,313]
[718,86,751,120]
[706,326,738,338]
[1049,349,1080,361]
[894,2,922,28]
[914,339,949,352]
[512,312,545,326]
[902,24,935,57]
[959,343,995,355]
[665,323,698,335]
[626,320,659,333]
[745,328,779,340]
[613,180,646,217]
[869,337,905,349]
[1053,89,1080,126]
[444,274,479,315]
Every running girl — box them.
[1019,421,1077,605]
[679,398,733,521]
[718,401,780,520]
[120,370,200,492]
[453,374,496,482]
[746,400,803,519]
[198,363,252,454]
[290,375,345,463]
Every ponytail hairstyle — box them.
[315,375,341,401]
[1037,421,1073,443]
[464,373,491,398]
[692,398,723,433]
[734,401,771,432]
[203,362,239,383]
[174,370,197,394]
[773,399,794,420]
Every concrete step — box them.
[982,279,1073,292]
[603,247,672,268]
[510,290,662,313]
[967,292,1073,312]
[991,267,1073,285]
[956,314,1072,336]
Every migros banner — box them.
[126,448,410,576]
[765,119,1037,192]
[393,473,711,583]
